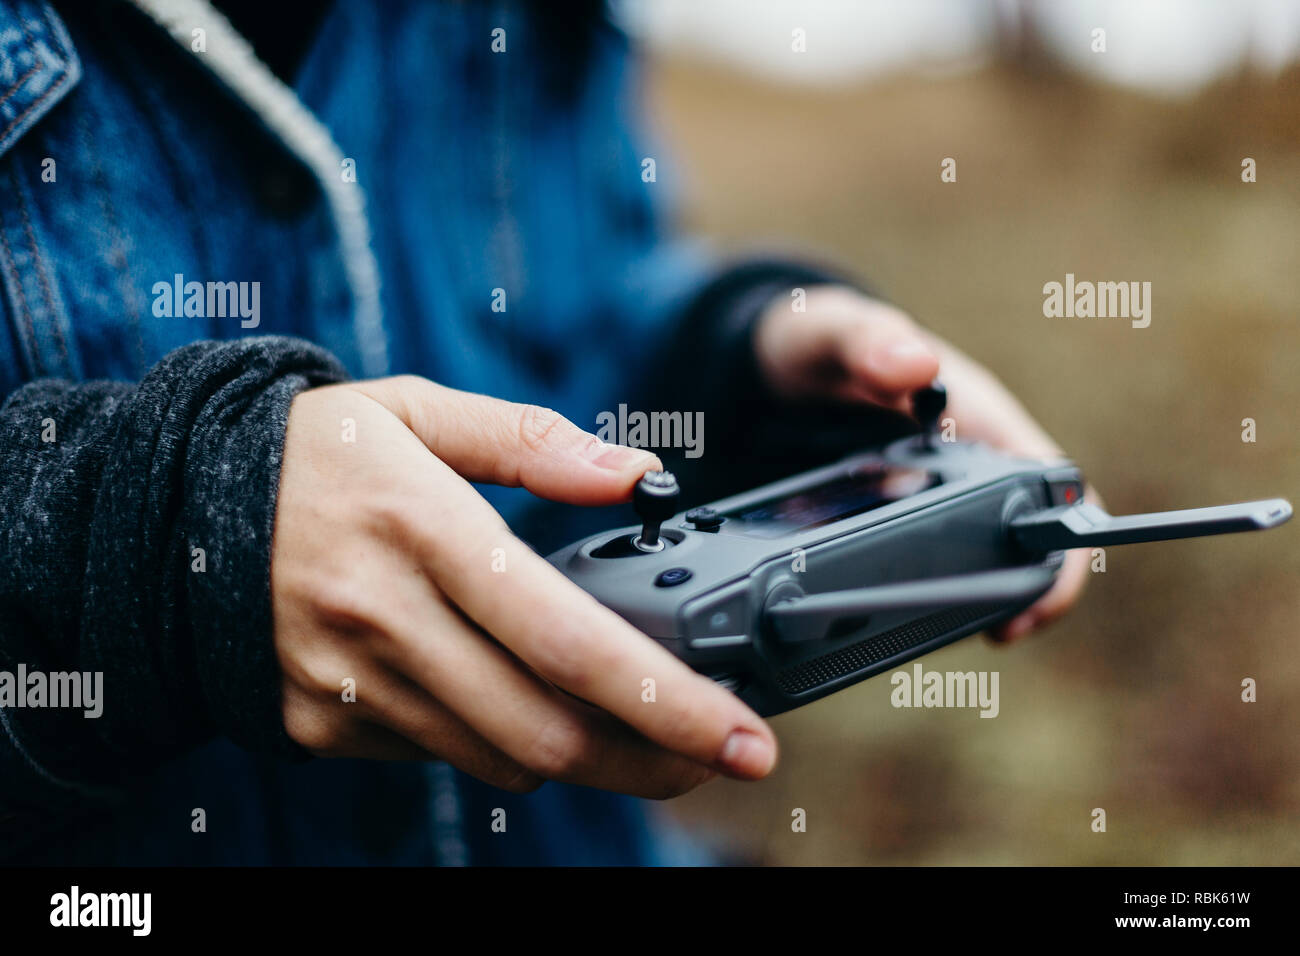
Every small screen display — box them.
[723,465,940,538]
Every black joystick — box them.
[911,380,947,451]
[633,470,680,552]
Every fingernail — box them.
[885,340,934,361]
[585,439,657,472]
[878,343,941,369]
[719,729,776,778]
[866,339,936,377]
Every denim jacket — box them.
[0,0,860,864]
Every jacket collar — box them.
[0,0,390,378]
[0,0,81,160]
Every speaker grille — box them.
[774,605,991,695]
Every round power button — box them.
[655,567,693,587]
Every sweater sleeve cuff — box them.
[184,339,349,759]
[80,337,347,768]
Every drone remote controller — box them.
[548,384,1292,716]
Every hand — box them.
[271,376,777,797]
[753,285,1091,642]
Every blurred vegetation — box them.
[649,55,1300,864]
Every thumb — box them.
[354,376,661,505]
[834,304,941,399]
[757,288,939,406]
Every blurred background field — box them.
[636,2,1300,865]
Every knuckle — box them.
[363,497,403,539]
[495,763,545,795]
[474,741,546,794]
[282,702,343,755]
[301,660,344,697]
[527,625,598,693]
[372,373,427,405]
[647,763,714,801]
[284,646,355,698]
[388,373,426,390]
[520,717,593,781]
[309,575,381,634]
[366,495,425,547]
[656,690,714,752]
[515,403,568,454]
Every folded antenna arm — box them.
[1009,499,1292,552]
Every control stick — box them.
[632,470,680,552]
[911,380,947,451]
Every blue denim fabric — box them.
[0,0,716,865]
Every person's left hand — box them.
[752,284,1091,642]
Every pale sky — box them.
[616,0,1300,95]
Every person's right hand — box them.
[270,376,778,799]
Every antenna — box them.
[1010,499,1291,551]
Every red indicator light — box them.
[1064,486,1079,504]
